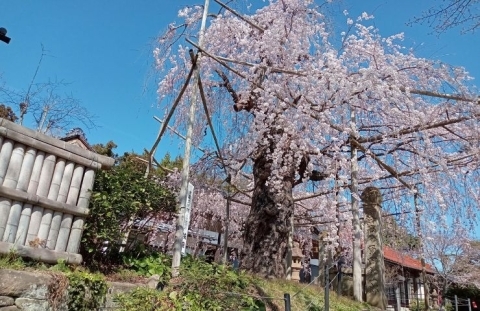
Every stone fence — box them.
[0,269,145,311]
[0,118,115,264]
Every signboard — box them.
[181,183,194,255]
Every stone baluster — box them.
[26,154,56,244]
[55,165,84,252]
[0,139,14,239]
[362,186,387,310]
[0,139,14,184]
[66,168,95,253]
[3,143,26,188]
[3,144,32,243]
[15,151,44,245]
[46,161,74,249]
[37,159,66,242]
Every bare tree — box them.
[24,80,96,136]
[0,45,96,136]
[410,0,480,34]
[423,224,474,305]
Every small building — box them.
[60,128,92,151]
[383,246,436,311]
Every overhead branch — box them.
[215,69,239,103]
[351,138,413,190]
[357,114,479,144]
[213,0,265,33]
[187,39,306,76]
[294,189,332,202]
[403,87,480,104]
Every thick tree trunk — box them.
[241,148,295,279]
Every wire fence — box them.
[384,289,476,311]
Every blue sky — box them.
[1,0,479,158]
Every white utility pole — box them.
[350,107,363,302]
[171,0,210,278]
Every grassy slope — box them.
[0,253,375,311]
[254,278,374,311]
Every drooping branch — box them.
[357,114,480,144]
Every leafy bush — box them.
[123,252,171,283]
[115,256,263,311]
[114,287,175,311]
[81,158,176,271]
[66,270,108,311]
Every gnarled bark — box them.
[240,147,295,279]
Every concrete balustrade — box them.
[3,144,28,242]
[27,153,56,244]
[67,168,95,253]
[0,139,14,240]
[55,164,85,252]
[15,151,45,245]
[0,118,114,264]
[6,147,37,243]
[47,161,75,250]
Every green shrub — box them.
[114,287,174,311]
[123,252,171,283]
[81,160,176,272]
[0,249,25,269]
[66,270,108,311]
[115,256,263,311]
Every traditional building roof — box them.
[60,128,92,151]
[384,246,436,274]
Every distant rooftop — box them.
[60,127,92,151]
[384,246,435,274]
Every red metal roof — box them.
[383,246,436,274]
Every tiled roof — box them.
[383,246,436,274]
[60,134,93,151]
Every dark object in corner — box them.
[0,28,11,44]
